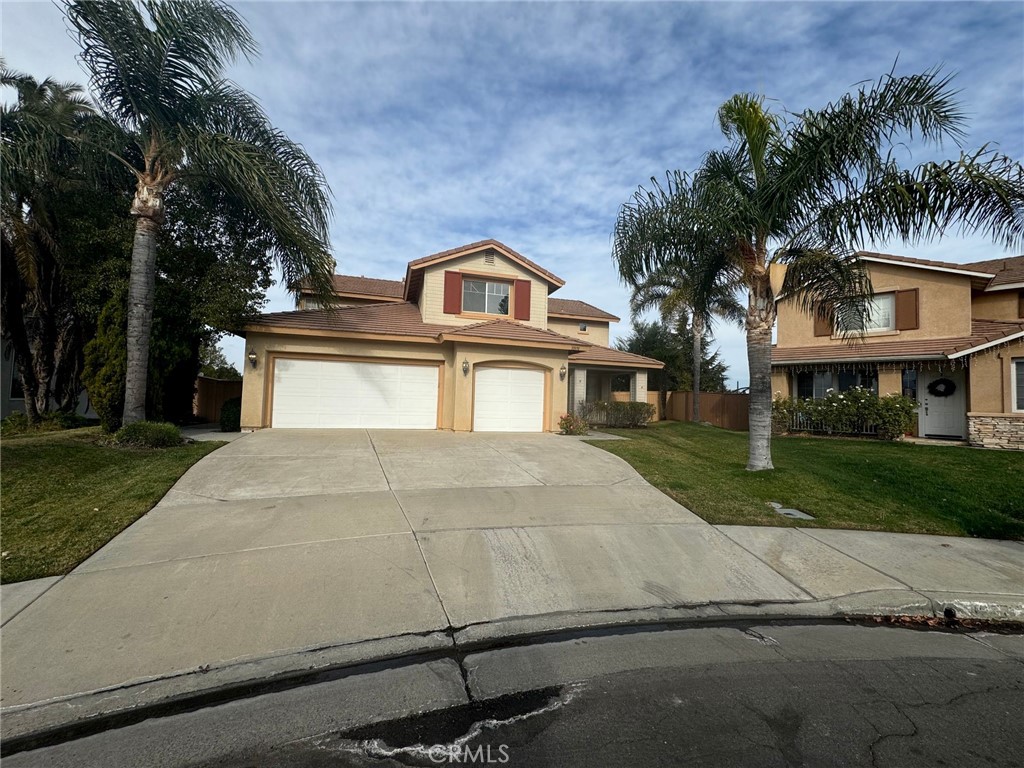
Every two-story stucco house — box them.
[771,251,1024,449]
[238,239,663,431]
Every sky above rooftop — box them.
[3,0,1023,385]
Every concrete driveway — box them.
[3,429,1023,722]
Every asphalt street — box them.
[8,622,1023,768]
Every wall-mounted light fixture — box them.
[462,358,470,376]
[559,364,567,381]
[247,350,258,369]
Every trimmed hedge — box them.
[581,400,656,429]
[219,396,242,432]
[114,421,182,448]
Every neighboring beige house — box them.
[239,239,662,431]
[771,252,1024,449]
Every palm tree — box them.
[1,65,102,421]
[626,265,743,422]
[617,68,1024,470]
[614,173,744,422]
[63,0,335,425]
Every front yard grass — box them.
[591,421,1023,540]
[1,427,222,583]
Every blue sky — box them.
[3,1,1023,385]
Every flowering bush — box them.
[772,388,917,441]
[559,412,590,435]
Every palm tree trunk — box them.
[746,271,775,471]
[122,190,162,425]
[691,315,703,422]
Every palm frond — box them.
[176,81,334,299]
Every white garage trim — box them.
[472,365,547,432]
[269,355,442,429]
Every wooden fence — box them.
[662,391,749,431]
[193,375,243,423]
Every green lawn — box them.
[1,428,222,583]
[590,422,1024,540]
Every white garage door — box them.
[473,367,544,432]
[272,358,439,429]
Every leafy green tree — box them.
[615,319,729,414]
[615,68,1024,470]
[199,340,241,380]
[63,0,335,426]
[0,65,123,420]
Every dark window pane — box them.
[902,369,917,399]
[796,372,813,399]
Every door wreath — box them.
[926,378,956,397]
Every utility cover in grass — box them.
[768,501,815,520]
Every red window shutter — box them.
[513,279,531,321]
[894,289,919,330]
[813,304,832,337]
[443,271,462,314]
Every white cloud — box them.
[4,1,1022,382]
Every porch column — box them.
[634,370,648,403]
[571,368,587,414]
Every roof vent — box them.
[484,252,495,265]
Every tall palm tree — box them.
[1,65,102,421]
[617,68,1024,470]
[63,0,335,425]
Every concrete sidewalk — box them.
[2,429,1022,739]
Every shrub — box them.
[606,401,656,428]
[114,421,182,448]
[772,388,917,441]
[83,292,128,433]
[0,410,88,435]
[219,396,242,432]
[0,412,32,435]
[559,412,590,435]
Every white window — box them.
[462,279,509,315]
[838,294,895,333]
[1014,359,1024,412]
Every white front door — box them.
[919,369,967,439]
[473,367,545,432]
[272,358,439,429]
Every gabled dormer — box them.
[404,240,564,330]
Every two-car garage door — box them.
[270,358,546,431]
[272,358,439,429]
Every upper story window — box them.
[462,279,509,316]
[837,294,895,333]
[579,322,588,332]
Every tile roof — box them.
[246,305,666,369]
[857,251,1024,289]
[548,298,620,321]
[407,239,565,287]
[247,302,452,338]
[960,255,1024,288]
[440,318,586,347]
[771,319,1024,365]
[330,275,405,298]
[569,346,665,368]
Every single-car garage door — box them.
[272,358,439,428]
[473,367,544,432]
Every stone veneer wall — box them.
[967,413,1024,451]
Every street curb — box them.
[2,593,1022,754]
